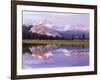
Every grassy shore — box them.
[22,39,89,45]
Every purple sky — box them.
[22,11,90,31]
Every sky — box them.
[22,10,90,31]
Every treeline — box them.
[22,32,89,40]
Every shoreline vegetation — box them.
[22,39,89,45]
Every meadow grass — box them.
[22,39,89,45]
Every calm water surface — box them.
[22,44,89,69]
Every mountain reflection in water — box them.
[22,44,89,69]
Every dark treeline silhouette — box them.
[22,32,89,40]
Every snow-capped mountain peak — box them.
[29,20,61,37]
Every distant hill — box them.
[59,30,89,39]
